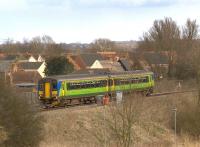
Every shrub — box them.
[171,99,200,138]
[76,94,144,147]
[0,81,43,147]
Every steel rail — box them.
[148,89,197,97]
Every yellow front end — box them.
[45,82,51,98]
[38,82,52,100]
[52,90,58,97]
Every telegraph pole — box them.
[172,107,177,147]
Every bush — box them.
[76,94,144,147]
[175,62,196,80]
[0,81,43,147]
[171,99,200,138]
[44,56,74,76]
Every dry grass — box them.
[154,78,196,93]
[0,127,7,145]
[40,106,100,147]
[39,79,200,147]
[179,135,200,147]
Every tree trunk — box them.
[168,51,174,77]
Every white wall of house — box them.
[38,55,45,62]
[90,60,103,69]
[28,56,37,62]
[37,62,46,77]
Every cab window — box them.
[38,84,43,90]
[52,83,57,90]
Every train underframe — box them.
[40,87,153,108]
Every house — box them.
[13,62,46,77]
[19,54,45,62]
[28,55,37,62]
[71,68,111,75]
[97,51,117,60]
[126,52,148,70]
[12,71,41,84]
[143,52,169,77]
[67,53,103,70]
[10,61,45,90]
[0,61,12,82]
[37,55,45,62]
[67,55,82,70]
[143,52,169,68]
[90,60,124,72]
[0,61,12,72]
[11,71,41,92]
[0,54,19,61]
[29,54,45,62]
[117,58,132,71]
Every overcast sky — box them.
[0,0,200,43]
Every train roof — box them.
[45,70,153,81]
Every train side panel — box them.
[59,79,108,98]
[38,71,155,105]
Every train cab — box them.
[38,78,58,101]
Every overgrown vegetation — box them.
[84,95,144,147]
[73,94,173,147]
[140,17,199,80]
[0,80,43,147]
[39,81,200,146]
[173,98,200,138]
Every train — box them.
[38,70,155,107]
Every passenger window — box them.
[132,78,138,84]
[109,79,113,86]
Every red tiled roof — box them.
[12,71,42,84]
[18,62,43,70]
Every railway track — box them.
[40,103,98,112]
[39,89,197,112]
[148,89,197,97]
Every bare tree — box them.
[41,35,55,44]
[30,36,43,53]
[0,80,44,147]
[77,94,144,147]
[176,19,198,78]
[181,19,200,102]
[183,19,198,40]
[91,38,116,51]
[139,17,181,77]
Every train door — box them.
[45,82,51,98]
[108,79,112,92]
[61,82,65,96]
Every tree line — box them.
[0,35,117,55]
[0,35,66,56]
[139,17,199,80]
[1,18,200,81]
[139,17,200,103]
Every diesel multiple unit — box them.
[38,70,155,106]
